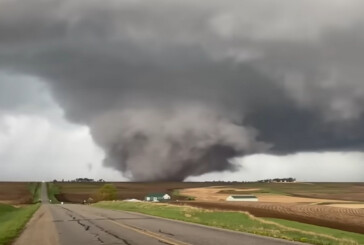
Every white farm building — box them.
[226,195,258,202]
[144,193,171,202]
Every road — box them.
[15,183,302,245]
[40,181,50,203]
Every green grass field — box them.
[0,203,40,245]
[266,218,364,244]
[28,183,41,203]
[47,183,60,204]
[172,189,195,200]
[0,204,16,216]
[94,201,363,245]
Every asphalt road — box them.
[40,182,50,203]
[17,183,302,245]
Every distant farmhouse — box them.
[145,193,171,202]
[226,195,258,202]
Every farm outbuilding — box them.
[144,193,171,202]
[226,195,258,202]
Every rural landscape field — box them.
[1,181,364,245]
[3,0,364,244]
[52,181,364,234]
[0,182,40,245]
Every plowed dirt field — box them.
[176,201,364,234]
[0,182,33,204]
[180,187,349,203]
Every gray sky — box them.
[1,0,364,181]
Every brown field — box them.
[223,182,364,202]
[176,201,364,234]
[0,182,33,204]
[180,187,350,203]
[327,204,364,209]
[176,184,364,234]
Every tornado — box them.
[1,0,364,180]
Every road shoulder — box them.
[13,205,59,245]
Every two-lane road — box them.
[48,204,302,245]
[15,183,302,245]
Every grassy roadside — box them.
[28,183,41,203]
[94,201,363,245]
[47,183,60,204]
[266,218,364,244]
[0,203,40,245]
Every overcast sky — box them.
[1,0,364,181]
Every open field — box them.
[327,204,364,209]
[179,186,352,203]
[177,183,364,234]
[53,182,216,203]
[0,183,42,244]
[241,182,364,202]
[0,182,40,204]
[53,182,364,202]
[207,182,364,202]
[176,201,364,234]
[95,201,364,245]
[0,203,40,245]
[54,182,364,202]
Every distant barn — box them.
[226,195,258,202]
[144,193,171,202]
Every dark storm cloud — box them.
[0,73,53,115]
[1,0,364,180]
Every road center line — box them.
[107,219,191,245]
